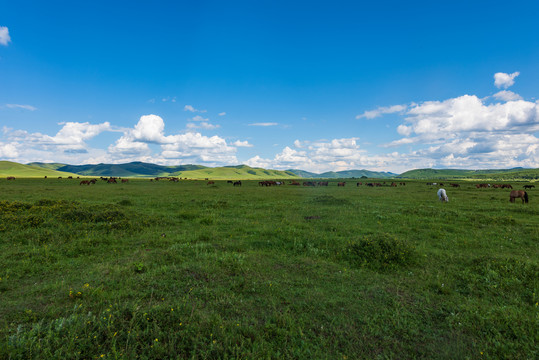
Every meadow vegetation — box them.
[0,178,537,359]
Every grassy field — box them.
[0,178,537,359]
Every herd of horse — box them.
[2,176,533,203]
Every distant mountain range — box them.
[286,169,397,178]
[0,161,538,180]
[398,168,539,180]
[24,162,297,180]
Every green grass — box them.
[171,166,296,180]
[399,167,539,180]
[0,161,78,178]
[0,179,537,359]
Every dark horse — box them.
[509,190,528,203]
[523,184,535,190]
[233,181,242,187]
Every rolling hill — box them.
[0,161,78,178]
[397,168,539,180]
[24,162,296,179]
[287,169,396,179]
[5,161,539,180]
[29,161,208,177]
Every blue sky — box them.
[1,1,538,173]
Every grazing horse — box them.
[107,178,117,184]
[289,181,300,186]
[523,184,535,190]
[337,182,346,187]
[121,179,129,183]
[80,180,90,185]
[437,188,449,202]
[233,181,242,187]
[6,176,15,180]
[509,190,528,203]
[207,181,215,185]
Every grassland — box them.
[0,178,537,359]
[0,161,78,178]
[2,161,296,180]
[399,168,539,180]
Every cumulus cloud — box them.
[0,121,115,164]
[232,140,253,147]
[191,115,209,122]
[108,114,245,165]
[400,95,538,137]
[0,142,18,158]
[5,122,112,147]
[245,137,402,173]
[5,104,37,111]
[248,122,278,126]
[184,105,206,113]
[494,72,520,89]
[493,90,523,102]
[0,26,11,46]
[186,122,220,130]
[131,115,166,143]
[382,80,539,170]
[356,104,407,119]
[218,112,226,116]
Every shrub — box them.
[344,233,417,271]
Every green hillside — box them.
[287,169,396,179]
[27,162,67,171]
[53,162,207,177]
[0,161,78,178]
[172,165,297,180]
[398,168,538,180]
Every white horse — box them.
[437,188,449,202]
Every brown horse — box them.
[338,182,346,187]
[509,190,528,203]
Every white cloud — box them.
[245,138,401,173]
[186,122,220,130]
[218,112,226,116]
[0,142,18,158]
[397,124,412,136]
[356,104,407,119]
[494,72,520,89]
[5,121,112,147]
[232,140,253,147]
[107,114,243,165]
[0,26,11,46]
[191,115,209,122]
[5,104,37,111]
[248,122,278,126]
[184,105,206,113]
[493,90,522,102]
[401,95,538,137]
[132,114,166,143]
[0,121,115,164]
